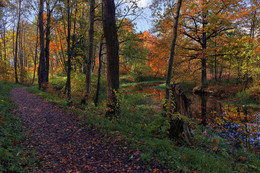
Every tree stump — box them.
[166,83,192,143]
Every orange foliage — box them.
[139,31,169,78]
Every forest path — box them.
[10,87,152,172]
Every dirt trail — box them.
[11,87,159,172]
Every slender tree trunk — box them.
[219,66,223,80]
[201,55,207,86]
[45,0,51,83]
[95,40,103,107]
[3,22,6,63]
[38,0,46,89]
[58,32,67,73]
[14,0,22,83]
[103,0,120,117]
[19,21,24,83]
[71,8,77,72]
[92,41,98,72]
[165,0,182,100]
[13,25,15,58]
[228,56,231,81]
[84,0,95,103]
[66,0,72,102]
[201,0,207,87]
[214,39,217,82]
[237,59,241,83]
[201,37,207,86]
[0,33,2,62]
[32,20,39,85]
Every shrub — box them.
[50,77,67,90]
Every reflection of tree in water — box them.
[211,105,259,149]
[200,95,207,125]
[129,83,259,148]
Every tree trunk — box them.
[219,66,223,80]
[95,40,103,107]
[201,57,207,86]
[19,21,24,83]
[228,56,231,81]
[32,20,39,85]
[84,0,95,103]
[14,0,21,84]
[165,0,182,100]
[45,0,51,83]
[201,0,207,87]
[72,8,77,72]
[3,20,6,63]
[38,0,46,89]
[214,39,217,82]
[66,0,72,102]
[103,0,120,117]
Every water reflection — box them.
[190,94,259,148]
[201,95,207,126]
[125,83,259,149]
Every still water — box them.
[127,83,260,150]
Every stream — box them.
[126,83,260,150]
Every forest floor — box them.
[10,87,166,172]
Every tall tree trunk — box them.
[13,25,15,58]
[0,31,3,62]
[228,56,231,81]
[71,8,77,72]
[201,31,207,86]
[66,0,72,102]
[32,20,39,85]
[201,0,207,87]
[14,0,22,83]
[219,66,223,80]
[38,0,46,89]
[58,30,67,73]
[84,0,95,103]
[19,21,24,83]
[103,0,120,117]
[165,0,182,100]
[45,0,51,83]
[95,40,103,107]
[214,39,217,82]
[3,21,6,63]
[92,41,98,72]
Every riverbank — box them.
[150,80,260,107]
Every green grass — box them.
[121,79,165,88]
[26,85,260,172]
[0,82,38,172]
[27,85,68,107]
[153,81,197,93]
